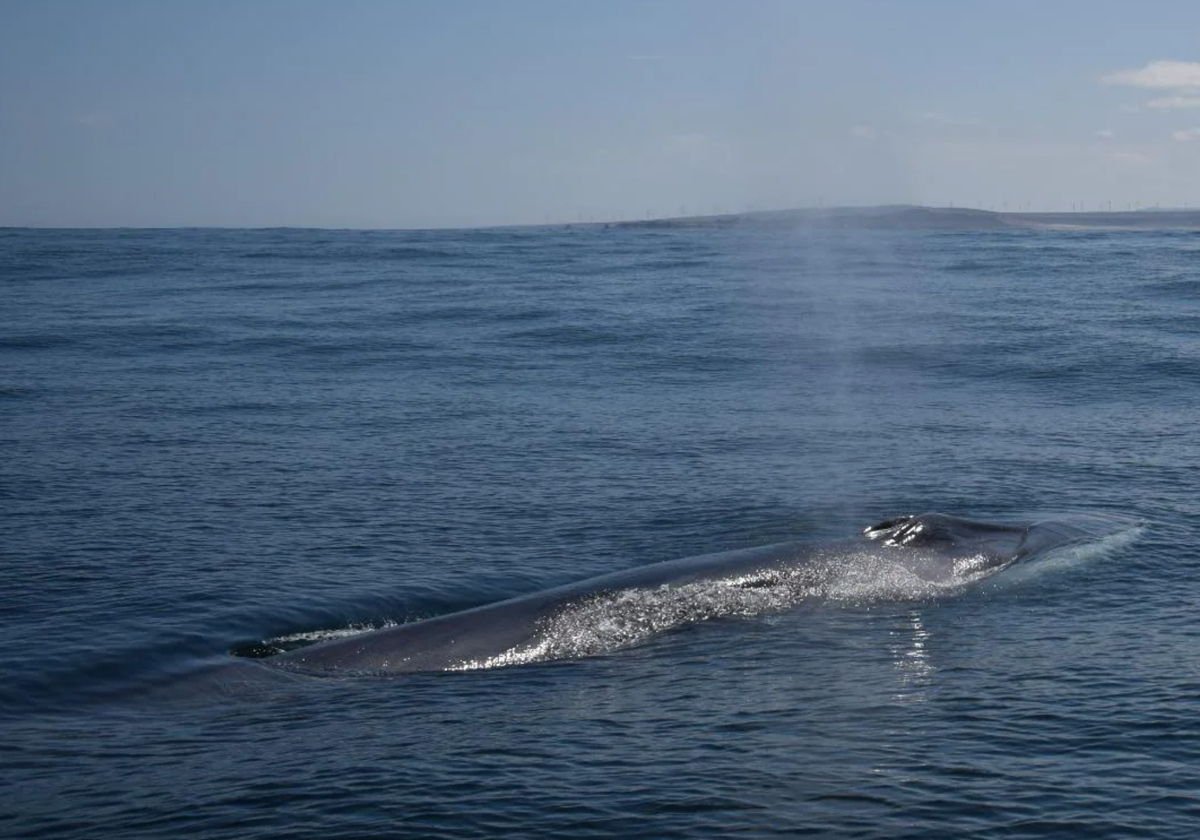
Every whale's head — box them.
[862,511,1137,583]
[864,512,1023,549]
[862,512,1032,580]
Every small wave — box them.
[0,384,36,399]
[0,334,75,350]
[941,259,998,272]
[502,324,631,346]
[237,245,462,262]
[381,246,461,260]
[632,258,713,270]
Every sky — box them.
[4,0,1200,228]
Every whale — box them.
[240,511,1132,678]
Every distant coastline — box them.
[612,204,1200,232]
[7,205,1200,232]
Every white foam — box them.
[267,621,398,647]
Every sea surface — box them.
[2,221,1198,838]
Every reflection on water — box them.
[890,610,934,701]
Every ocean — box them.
[2,218,1198,838]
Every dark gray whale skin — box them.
[247,511,1127,678]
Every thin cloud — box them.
[1107,150,1152,165]
[1171,127,1200,142]
[909,110,982,127]
[72,112,114,129]
[1146,96,1200,109]
[1101,60,1200,89]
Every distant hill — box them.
[613,205,1200,231]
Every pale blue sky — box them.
[3,0,1200,227]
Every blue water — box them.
[2,222,1198,838]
